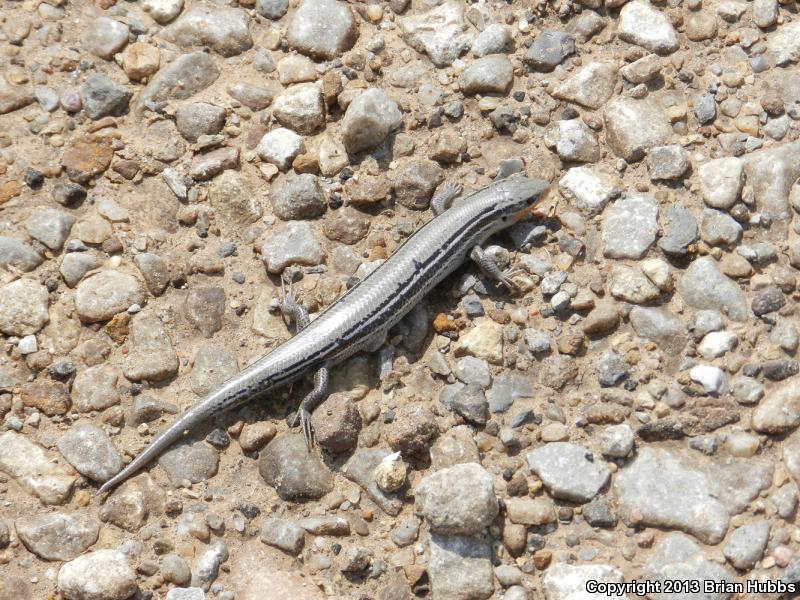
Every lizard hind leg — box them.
[469,245,522,292]
[292,365,330,450]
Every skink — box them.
[98,175,549,494]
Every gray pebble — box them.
[57,420,124,483]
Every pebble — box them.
[615,447,729,543]
[16,512,99,561]
[544,119,600,163]
[208,170,262,225]
[602,194,658,259]
[258,434,333,500]
[191,541,228,591]
[505,497,556,526]
[122,313,179,381]
[439,382,487,425]
[752,381,800,433]
[272,174,326,220]
[604,96,672,161]
[141,52,219,105]
[184,287,226,338]
[177,102,226,142]
[698,158,744,209]
[166,588,205,600]
[256,0,288,20]
[647,145,688,180]
[767,21,800,67]
[0,237,44,273]
[394,158,443,209]
[73,365,119,412]
[543,564,624,600]
[677,257,749,321]
[257,128,304,171]
[428,534,494,600]
[620,53,662,83]
[552,61,618,110]
[0,279,49,336]
[645,533,735,597]
[58,550,137,600]
[100,474,165,532]
[190,146,240,182]
[415,463,498,535]
[162,554,192,586]
[74,271,145,323]
[701,209,742,246]
[658,205,698,256]
[261,221,324,273]
[460,55,514,95]
[260,518,305,555]
[25,208,75,251]
[311,393,362,452]
[342,448,404,516]
[609,265,660,304]
[287,0,358,60]
[162,5,252,57]
[525,31,575,71]
[454,318,503,365]
[80,74,132,120]
[400,2,470,67]
[618,0,679,54]
[272,84,326,135]
[86,17,130,60]
[57,420,124,482]
[527,442,610,503]
[558,166,615,215]
[597,351,629,387]
[697,330,738,359]
[472,24,511,57]
[690,364,728,395]
[341,89,402,155]
[190,346,237,397]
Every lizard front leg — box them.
[278,277,329,449]
[470,245,523,291]
[431,181,463,216]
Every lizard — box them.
[97,174,549,494]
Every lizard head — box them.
[493,176,550,224]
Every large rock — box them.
[768,21,800,66]
[161,4,252,57]
[287,0,358,60]
[0,432,76,505]
[604,96,672,161]
[677,257,749,321]
[527,442,610,503]
[618,0,679,54]
[615,447,729,544]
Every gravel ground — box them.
[1,0,800,599]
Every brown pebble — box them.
[533,550,552,570]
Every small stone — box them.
[184,287,225,338]
[604,96,672,161]
[228,81,279,111]
[752,287,785,316]
[731,376,764,405]
[677,257,749,321]
[143,0,183,24]
[602,195,658,259]
[690,364,728,395]
[393,158,443,210]
[600,423,635,458]
[597,351,629,387]
[0,279,49,336]
[527,442,610,503]
[239,422,276,452]
[685,11,718,41]
[86,17,129,60]
[544,119,600,163]
[58,550,137,600]
[753,382,800,433]
[56,420,123,482]
[768,22,800,67]
[0,431,76,505]
[272,174,326,220]
[428,534,494,600]
[161,4,252,57]
[20,380,70,416]
[258,434,333,500]
[287,0,358,60]
[647,145,689,180]
[25,209,75,251]
[543,564,624,600]
[75,271,144,323]
[140,52,220,106]
[400,2,471,67]
[80,74,131,120]
[311,393,362,453]
[505,497,556,526]
[260,518,304,555]
[257,128,304,171]
[73,365,119,412]
[620,53,662,83]
[524,31,575,71]
[618,0,679,54]
[701,209,742,246]
[207,170,262,225]
[189,146,240,181]
[61,137,114,184]
[471,24,511,57]
[610,266,660,304]
[100,474,165,532]
[659,205,698,256]
[454,318,504,365]
[261,221,324,273]
[158,440,219,486]
[190,345,237,397]
[15,512,99,561]
[697,330,737,360]
[0,79,34,115]
[646,534,735,596]
[161,554,191,586]
[698,157,744,209]
[341,89,402,155]
[460,55,514,95]
[558,166,615,215]
[176,102,226,142]
[552,61,618,110]
[122,313,179,381]
[272,84,325,135]
[256,0,288,19]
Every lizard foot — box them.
[292,408,315,451]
